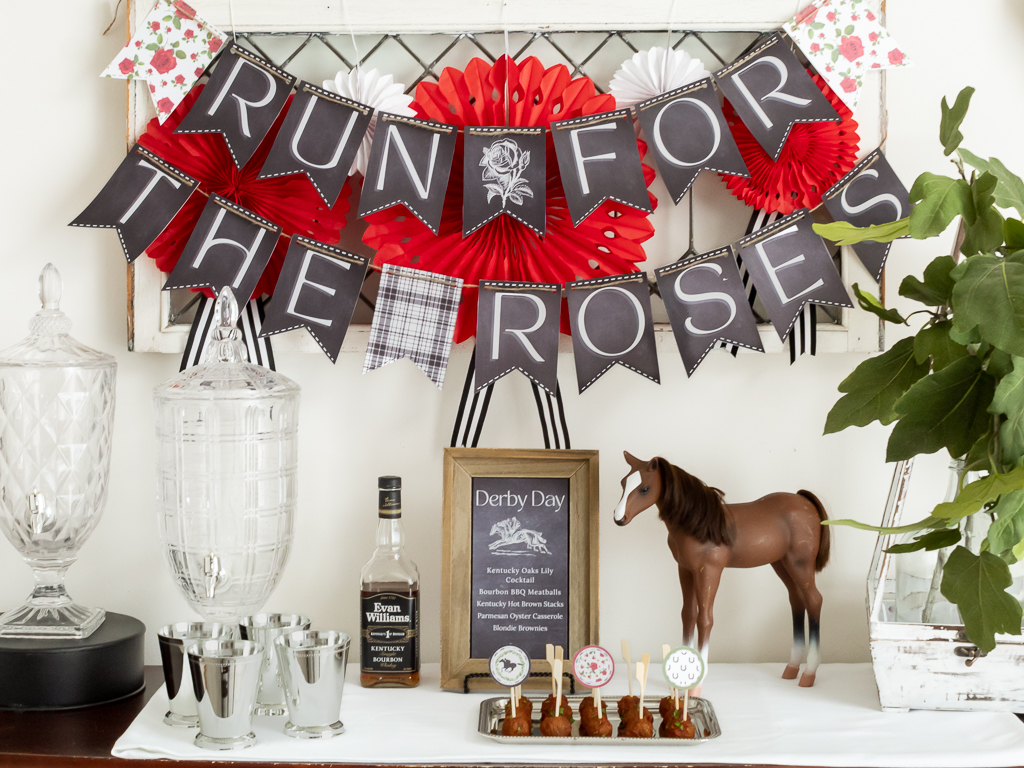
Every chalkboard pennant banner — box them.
[655,247,764,376]
[258,236,368,363]
[566,273,660,394]
[551,110,653,227]
[475,280,561,394]
[735,209,852,342]
[70,144,197,263]
[162,194,282,305]
[174,43,296,169]
[362,264,463,389]
[634,79,750,204]
[463,126,547,237]
[257,82,373,208]
[713,33,840,162]
[821,148,910,281]
[357,112,458,235]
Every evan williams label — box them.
[361,592,418,673]
[379,489,401,517]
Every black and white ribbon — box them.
[450,349,570,449]
[180,295,276,371]
[725,209,817,363]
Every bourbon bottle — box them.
[360,476,420,687]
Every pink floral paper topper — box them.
[573,645,615,688]
[101,0,226,122]
[784,0,911,109]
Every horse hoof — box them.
[798,672,816,688]
[782,665,800,680]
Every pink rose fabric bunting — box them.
[784,0,911,109]
[101,0,225,122]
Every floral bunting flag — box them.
[784,0,911,109]
[101,0,226,121]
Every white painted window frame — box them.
[124,0,886,355]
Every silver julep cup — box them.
[158,622,235,727]
[186,639,263,751]
[275,630,351,739]
[238,613,311,716]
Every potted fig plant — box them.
[814,87,1024,709]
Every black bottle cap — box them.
[379,476,402,491]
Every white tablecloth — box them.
[113,662,1024,765]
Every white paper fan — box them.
[323,68,416,177]
[609,47,710,111]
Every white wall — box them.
[0,0,1017,668]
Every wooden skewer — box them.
[553,658,564,715]
[555,646,564,700]
[511,685,517,718]
[684,687,689,722]
[637,653,650,714]
[621,640,633,698]
[662,643,676,707]
[545,644,555,697]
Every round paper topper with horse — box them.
[613,451,830,688]
[489,645,531,688]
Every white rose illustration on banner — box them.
[481,139,533,208]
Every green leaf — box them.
[1005,219,1024,251]
[173,15,181,29]
[987,488,1024,557]
[176,50,186,59]
[146,43,159,50]
[913,321,968,371]
[965,426,995,474]
[823,515,950,534]
[990,356,1024,465]
[908,174,972,239]
[853,284,905,324]
[939,87,974,157]
[831,49,840,63]
[899,255,956,306]
[959,149,1024,218]
[824,338,929,434]
[962,172,1005,255]
[886,528,962,554]
[812,218,910,246]
[844,24,855,34]
[951,254,1024,357]
[940,546,1022,652]
[934,466,1024,520]
[887,355,997,462]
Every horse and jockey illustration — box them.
[489,517,552,555]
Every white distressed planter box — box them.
[868,460,1024,713]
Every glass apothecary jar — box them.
[154,287,299,621]
[0,264,116,638]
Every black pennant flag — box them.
[713,33,840,162]
[656,247,764,376]
[258,82,373,208]
[566,273,660,393]
[475,280,561,393]
[70,144,197,263]
[463,127,547,237]
[175,43,296,169]
[259,236,367,363]
[162,194,281,304]
[821,149,910,281]
[734,209,852,342]
[635,79,750,204]
[357,112,457,235]
[551,110,652,226]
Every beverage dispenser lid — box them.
[0,264,116,369]
[153,286,299,400]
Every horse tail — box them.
[798,490,830,572]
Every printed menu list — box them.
[470,476,570,660]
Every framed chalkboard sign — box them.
[440,448,599,691]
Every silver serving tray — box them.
[478,694,722,745]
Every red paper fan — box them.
[719,72,859,215]
[138,86,350,300]
[362,56,658,342]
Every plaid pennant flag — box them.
[363,264,463,389]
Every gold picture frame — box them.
[440,448,599,691]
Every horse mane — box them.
[654,458,732,546]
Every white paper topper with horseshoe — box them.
[662,645,705,690]
[489,645,531,687]
[572,645,615,688]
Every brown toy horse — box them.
[614,452,830,688]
